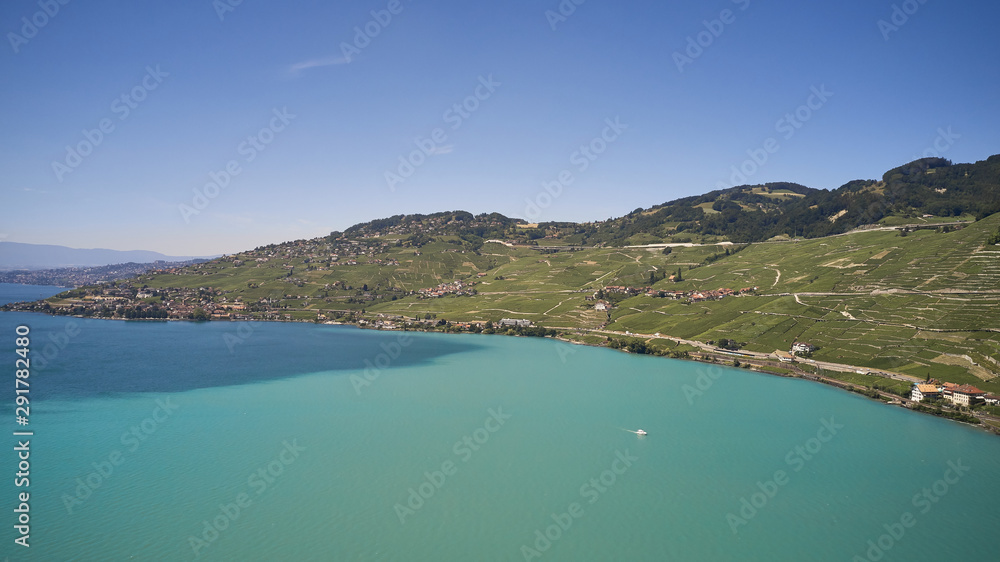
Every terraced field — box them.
[120,213,1000,393]
[594,214,1000,391]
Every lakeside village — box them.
[5,272,1000,429]
[0,263,759,324]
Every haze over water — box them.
[2,284,999,561]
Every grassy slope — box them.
[600,213,1000,392]
[125,215,1000,392]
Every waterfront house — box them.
[910,384,942,402]
[942,383,986,406]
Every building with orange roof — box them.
[910,383,942,402]
[942,383,985,407]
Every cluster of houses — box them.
[0,261,191,287]
[602,285,641,295]
[911,382,999,407]
[597,285,757,301]
[683,287,758,301]
[3,278,315,322]
[591,285,759,311]
[321,257,399,267]
[416,280,477,298]
[363,316,533,331]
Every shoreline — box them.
[4,308,999,436]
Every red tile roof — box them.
[953,384,985,395]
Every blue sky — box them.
[1,0,998,255]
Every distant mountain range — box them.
[0,242,212,271]
[0,260,211,287]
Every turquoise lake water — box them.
[1,284,999,561]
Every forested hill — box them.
[328,155,999,247]
[568,154,1000,245]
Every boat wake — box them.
[618,427,648,436]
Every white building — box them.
[791,342,817,354]
[910,384,941,402]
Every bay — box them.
[1,284,998,560]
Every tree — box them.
[191,308,210,321]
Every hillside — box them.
[6,155,1000,394]
[544,155,1000,245]
[321,155,999,247]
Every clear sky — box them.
[2,0,998,255]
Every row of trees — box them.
[121,307,169,319]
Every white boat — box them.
[635,429,647,436]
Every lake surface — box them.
[0,283,70,306]
[2,284,999,561]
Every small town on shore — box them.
[5,273,999,435]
